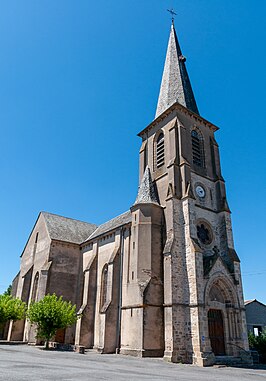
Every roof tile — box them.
[42,212,97,244]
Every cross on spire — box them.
[167,8,177,24]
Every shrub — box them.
[249,330,266,363]
[27,294,78,348]
[0,294,27,324]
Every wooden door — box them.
[55,328,65,343]
[208,309,225,355]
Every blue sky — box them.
[0,0,265,303]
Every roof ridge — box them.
[95,210,130,227]
[245,299,266,307]
[86,210,131,241]
[41,211,97,226]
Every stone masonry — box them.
[9,22,250,366]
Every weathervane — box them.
[167,8,177,24]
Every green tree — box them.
[27,294,78,349]
[0,294,27,324]
[249,330,266,364]
[3,285,12,296]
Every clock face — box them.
[196,185,205,198]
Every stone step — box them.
[0,340,27,345]
[215,356,242,366]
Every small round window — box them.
[197,223,212,245]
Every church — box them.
[8,21,251,366]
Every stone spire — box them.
[134,167,159,205]
[155,23,199,118]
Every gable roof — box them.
[245,299,266,307]
[245,299,256,305]
[86,210,131,241]
[42,212,97,244]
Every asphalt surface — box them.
[0,344,266,381]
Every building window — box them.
[100,264,108,310]
[31,272,39,302]
[197,222,212,245]
[191,130,205,167]
[209,284,224,303]
[156,133,165,168]
[253,326,262,337]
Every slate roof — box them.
[245,299,266,307]
[87,210,132,241]
[155,23,199,118]
[245,300,255,305]
[134,167,159,205]
[42,212,97,244]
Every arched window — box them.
[209,284,224,303]
[100,264,108,310]
[191,130,205,167]
[31,272,39,302]
[197,222,212,245]
[156,133,165,168]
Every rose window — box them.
[197,223,212,245]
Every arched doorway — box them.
[205,275,243,358]
[207,282,228,356]
[208,309,225,355]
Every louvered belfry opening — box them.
[191,130,205,167]
[156,133,165,168]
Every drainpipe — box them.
[116,227,125,353]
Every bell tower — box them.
[137,22,250,366]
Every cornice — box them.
[51,239,80,248]
[138,102,219,137]
[191,169,225,183]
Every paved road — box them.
[0,345,266,381]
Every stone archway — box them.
[205,274,239,357]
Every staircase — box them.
[215,355,243,367]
